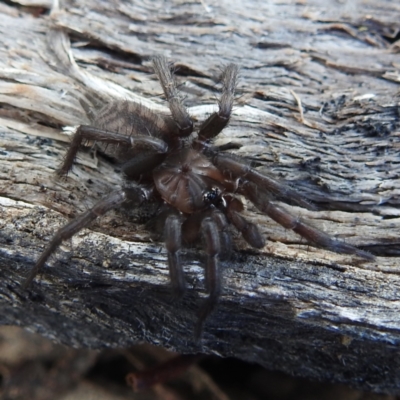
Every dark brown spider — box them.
[24,57,373,337]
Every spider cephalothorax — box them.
[24,57,373,337]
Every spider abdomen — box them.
[153,149,225,214]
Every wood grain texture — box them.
[0,0,399,393]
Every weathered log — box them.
[0,0,400,393]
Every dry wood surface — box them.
[0,0,400,394]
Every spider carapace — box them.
[24,57,373,338]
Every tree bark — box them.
[0,0,400,393]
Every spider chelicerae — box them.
[24,57,373,336]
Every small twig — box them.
[290,89,305,123]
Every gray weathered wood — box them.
[0,0,400,393]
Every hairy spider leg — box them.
[164,212,186,297]
[57,125,168,175]
[224,196,265,249]
[211,153,374,260]
[240,181,374,260]
[58,125,168,176]
[206,208,232,260]
[23,188,146,289]
[212,153,317,210]
[198,64,239,141]
[121,152,167,179]
[182,207,232,258]
[152,57,193,137]
[195,214,222,340]
[179,207,231,336]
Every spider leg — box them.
[224,196,265,249]
[240,181,374,260]
[58,125,168,175]
[23,188,147,289]
[212,153,316,210]
[198,64,239,141]
[208,208,232,260]
[152,57,193,137]
[164,212,186,298]
[121,152,166,179]
[182,207,232,259]
[195,214,222,339]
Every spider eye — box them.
[203,187,221,205]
